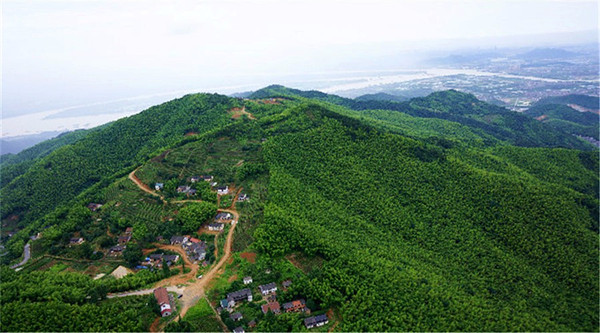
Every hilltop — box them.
[0,87,598,332]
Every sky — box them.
[2,0,599,126]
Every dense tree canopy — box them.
[1,86,597,331]
[177,202,218,233]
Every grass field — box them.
[181,298,222,332]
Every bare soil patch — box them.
[240,252,257,264]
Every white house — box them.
[208,223,225,231]
[217,186,229,195]
[154,287,172,317]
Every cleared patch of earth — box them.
[240,252,256,264]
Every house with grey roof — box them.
[258,282,277,295]
[304,314,329,329]
[226,288,253,307]
[231,312,243,321]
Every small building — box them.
[190,176,200,183]
[186,242,206,262]
[188,189,197,196]
[226,288,253,307]
[282,280,292,290]
[233,327,244,333]
[304,314,329,329]
[266,294,277,303]
[215,212,233,221]
[110,244,125,254]
[70,237,84,245]
[248,320,256,328]
[243,276,253,285]
[202,175,214,182]
[259,282,277,295]
[153,287,172,317]
[155,183,164,191]
[220,299,230,309]
[163,255,179,265]
[177,185,191,193]
[237,193,248,202]
[231,312,243,321]
[170,235,188,245]
[87,203,103,212]
[125,227,133,235]
[282,299,307,313]
[208,223,225,232]
[217,186,229,195]
[261,301,281,315]
[118,235,132,244]
[148,254,179,267]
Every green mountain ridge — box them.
[534,94,599,110]
[1,86,598,332]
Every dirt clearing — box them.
[240,252,257,264]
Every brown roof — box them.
[154,287,169,305]
[261,301,281,314]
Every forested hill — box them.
[251,85,592,150]
[254,104,598,331]
[534,94,600,110]
[0,129,94,189]
[1,86,598,331]
[1,87,594,239]
[524,104,599,140]
[0,93,237,227]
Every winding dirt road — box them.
[125,167,241,330]
[174,208,239,319]
[128,168,166,203]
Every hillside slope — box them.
[0,93,237,227]
[0,129,92,188]
[524,104,599,139]
[253,103,598,331]
[1,87,597,331]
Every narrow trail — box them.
[149,318,161,333]
[10,243,31,269]
[128,168,166,204]
[230,105,256,120]
[129,167,204,205]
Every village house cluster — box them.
[217,277,328,330]
[170,235,207,264]
[154,174,219,196]
[141,253,179,269]
[109,227,133,256]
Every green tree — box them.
[177,202,217,233]
[123,243,143,267]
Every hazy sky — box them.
[3,0,599,118]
